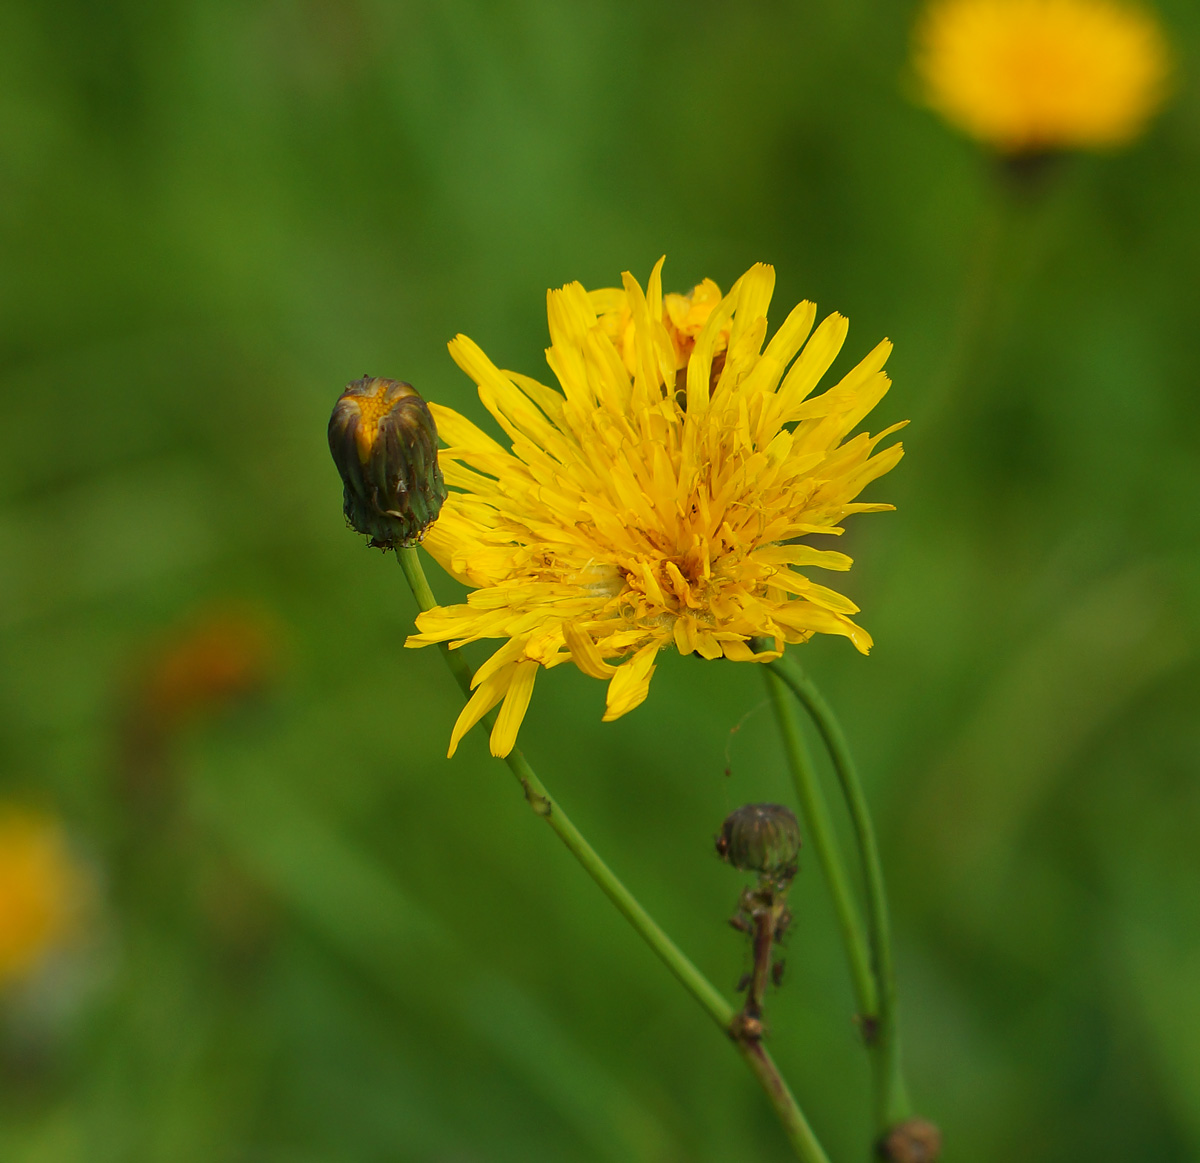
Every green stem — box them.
[921,169,1063,437]
[397,547,831,1163]
[767,654,911,1134]
[917,188,1005,429]
[763,670,876,1019]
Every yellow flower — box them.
[0,808,83,988]
[408,260,904,758]
[913,0,1171,153]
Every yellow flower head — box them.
[408,260,905,758]
[0,808,83,988]
[914,0,1171,153]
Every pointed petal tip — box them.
[488,659,538,756]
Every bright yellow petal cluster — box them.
[914,0,1171,153]
[408,260,904,758]
[0,808,83,987]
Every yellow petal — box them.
[776,312,849,418]
[740,300,818,403]
[447,667,513,758]
[763,299,817,369]
[719,638,756,662]
[602,644,659,721]
[645,255,666,325]
[489,659,538,757]
[793,580,861,616]
[563,622,617,679]
[685,290,736,417]
[728,262,775,352]
[773,602,874,654]
[588,286,626,318]
[428,401,508,460]
[471,637,529,689]
[672,615,698,656]
[754,545,854,571]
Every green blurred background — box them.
[2,1,1199,1160]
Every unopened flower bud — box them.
[328,377,447,548]
[716,803,800,876]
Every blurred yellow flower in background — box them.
[0,808,84,988]
[408,260,904,758]
[913,0,1171,153]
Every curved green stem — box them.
[397,547,831,1163]
[763,670,876,1018]
[767,654,911,1134]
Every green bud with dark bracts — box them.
[329,377,447,549]
[716,803,801,877]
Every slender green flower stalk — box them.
[916,191,1005,428]
[763,670,877,1019]
[397,546,832,1163]
[766,654,912,1135]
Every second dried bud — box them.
[716,803,801,879]
[328,377,447,549]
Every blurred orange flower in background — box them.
[116,604,282,809]
[139,606,279,728]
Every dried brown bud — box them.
[328,377,446,548]
[716,803,800,877]
[876,1118,942,1163]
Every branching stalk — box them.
[397,547,831,1163]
